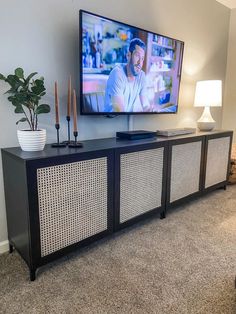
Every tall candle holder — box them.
[66,115,71,142]
[51,123,67,147]
[68,89,83,148]
[62,115,73,145]
[62,76,73,145]
[68,131,83,148]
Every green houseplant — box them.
[0,67,50,151]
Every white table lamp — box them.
[194,80,222,131]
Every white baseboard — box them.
[0,240,9,254]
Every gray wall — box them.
[222,8,236,141]
[0,0,230,246]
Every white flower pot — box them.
[17,129,46,152]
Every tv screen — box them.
[80,10,184,115]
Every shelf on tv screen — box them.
[152,41,174,50]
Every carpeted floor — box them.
[0,185,236,314]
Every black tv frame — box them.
[79,9,184,116]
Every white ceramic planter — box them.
[17,129,46,152]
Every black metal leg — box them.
[30,269,36,281]
[160,211,166,219]
[9,243,13,253]
[220,184,227,190]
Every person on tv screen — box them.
[104,38,151,112]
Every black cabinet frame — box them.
[2,149,114,280]
[1,130,233,280]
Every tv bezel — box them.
[79,9,184,116]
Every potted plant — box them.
[0,67,50,151]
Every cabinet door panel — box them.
[170,141,202,203]
[120,147,164,223]
[37,157,108,257]
[205,136,230,188]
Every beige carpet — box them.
[0,185,236,314]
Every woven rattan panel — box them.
[120,147,164,223]
[170,141,202,203]
[205,136,230,188]
[37,157,108,257]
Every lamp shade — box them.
[194,80,222,107]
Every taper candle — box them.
[73,89,78,132]
[67,76,71,117]
[54,81,59,124]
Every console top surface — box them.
[1,130,232,161]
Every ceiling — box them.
[216,0,236,9]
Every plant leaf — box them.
[15,68,24,79]
[6,75,21,89]
[25,72,37,84]
[35,104,50,114]
[16,117,27,125]
[15,92,28,103]
[14,105,24,113]
[5,88,17,94]
[0,73,6,81]
[36,79,44,86]
[31,85,45,95]
[7,96,18,106]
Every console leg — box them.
[30,269,36,281]
[160,211,166,219]
[9,243,14,254]
[220,184,227,190]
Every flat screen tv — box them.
[79,10,184,115]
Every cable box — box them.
[116,130,157,140]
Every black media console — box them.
[1,130,233,280]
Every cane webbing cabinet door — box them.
[166,136,205,208]
[204,132,232,190]
[114,142,167,229]
[37,157,109,257]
